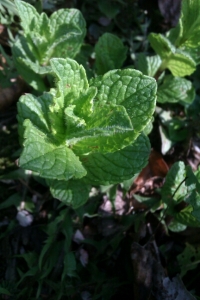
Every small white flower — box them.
[16,210,33,227]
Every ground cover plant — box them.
[1,0,200,299]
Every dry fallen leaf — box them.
[129,149,169,195]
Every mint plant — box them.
[2,0,200,298]
[17,57,156,207]
[12,0,86,91]
[133,0,200,156]
[135,0,200,105]
[161,161,200,230]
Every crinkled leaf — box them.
[90,68,157,133]
[143,118,154,136]
[18,58,156,183]
[12,37,48,91]
[95,33,127,75]
[47,9,86,62]
[149,33,196,76]
[19,119,86,180]
[13,0,86,89]
[48,179,90,208]
[81,134,151,185]
[146,55,162,77]
[17,93,53,144]
[136,53,162,77]
[15,0,38,33]
[51,58,156,155]
[166,50,196,77]
[71,104,133,155]
[50,59,135,155]
[50,58,89,100]
[157,75,195,104]
[15,0,86,64]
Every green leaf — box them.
[50,58,89,100]
[17,92,53,144]
[38,215,62,270]
[0,287,12,296]
[18,58,156,184]
[143,118,154,135]
[71,104,133,156]
[50,59,137,155]
[15,0,39,34]
[15,0,86,64]
[157,75,195,104]
[40,241,63,279]
[90,68,157,133]
[168,0,200,62]
[166,50,196,77]
[62,212,73,250]
[47,8,86,62]
[48,179,90,208]
[168,220,187,232]
[17,252,38,269]
[19,120,87,180]
[161,163,200,227]
[62,252,76,279]
[175,205,200,227]
[81,134,151,185]
[95,33,127,75]
[149,33,174,58]
[13,0,86,89]
[17,267,38,285]
[178,243,200,277]
[149,33,196,76]
[161,161,187,207]
[12,37,47,91]
[98,0,120,18]
[136,53,162,77]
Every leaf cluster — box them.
[1,0,200,298]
